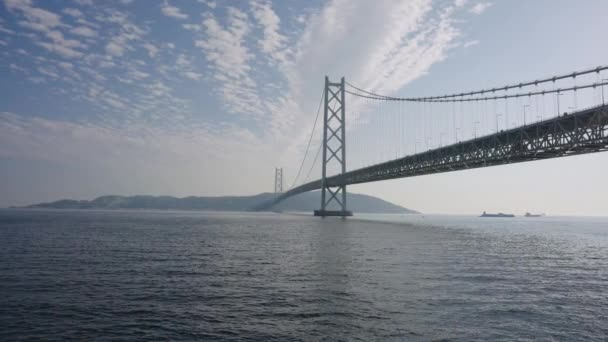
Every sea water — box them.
[1,209,607,341]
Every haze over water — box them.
[1,209,607,341]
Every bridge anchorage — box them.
[314,76,353,217]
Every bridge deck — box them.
[259,104,608,210]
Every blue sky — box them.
[1,0,607,215]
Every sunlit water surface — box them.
[1,209,607,341]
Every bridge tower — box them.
[314,76,353,217]
[274,167,283,193]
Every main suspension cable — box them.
[407,81,608,103]
[345,65,608,103]
[289,88,324,189]
[346,81,608,104]
[301,93,340,184]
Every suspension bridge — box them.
[259,66,608,216]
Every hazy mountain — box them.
[24,191,419,214]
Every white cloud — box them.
[182,23,202,32]
[74,0,93,6]
[176,53,190,67]
[37,66,59,78]
[103,94,127,110]
[127,69,150,80]
[463,39,479,48]
[470,2,491,14]
[6,0,86,58]
[58,61,74,69]
[161,1,188,20]
[142,42,158,57]
[17,20,46,32]
[9,63,27,73]
[1,1,198,146]
[195,8,263,115]
[27,76,45,83]
[105,41,124,56]
[5,0,62,27]
[0,22,16,34]
[197,0,216,9]
[102,15,147,58]
[62,8,83,18]
[251,0,286,62]
[98,9,128,24]
[70,26,97,37]
[36,41,83,58]
[98,59,115,68]
[183,71,202,80]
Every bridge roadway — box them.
[261,104,608,210]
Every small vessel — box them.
[480,211,514,218]
[524,212,545,217]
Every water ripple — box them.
[1,209,607,341]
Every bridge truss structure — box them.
[259,66,608,215]
[333,105,608,186]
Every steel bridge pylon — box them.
[274,167,283,193]
[314,76,353,217]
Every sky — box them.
[1,0,607,215]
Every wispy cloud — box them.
[251,0,286,62]
[198,0,216,9]
[0,0,485,197]
[470,2,491,14]
[6,0,85,58]
[182,23,202,32]
[142,42,158,57]
[0,111,273,200]
[102,11,148,58]
[62,7,83,18]
[74,0,93,6]
[263,0,464,166]
[161,1,188,20]
[70,25,96,37]
[183,71,203,80]
[463,39,479,48]
[194,7,264,116]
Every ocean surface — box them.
[1,209,607,341]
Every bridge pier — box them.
[314,209,353,217]
[315,76,352,217]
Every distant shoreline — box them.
[15,192,420,215]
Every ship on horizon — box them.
[525,212,545,217]
[480,211,515,218]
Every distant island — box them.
[20,191,419,214]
